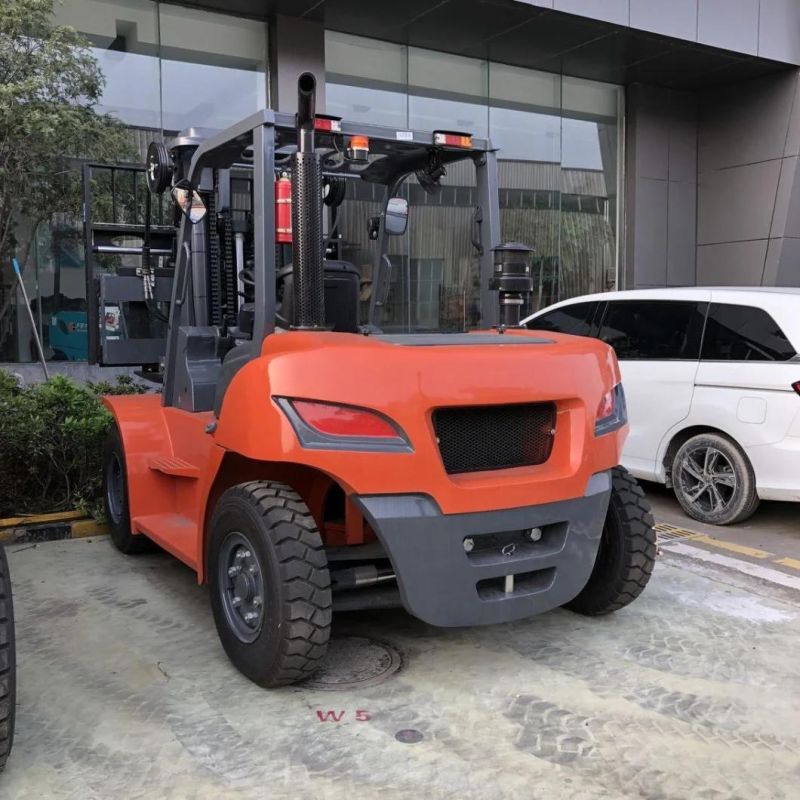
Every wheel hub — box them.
[678,445,737,515]
[219,534,264,643]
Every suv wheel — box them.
[671,433,759,526]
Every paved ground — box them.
[2,534,799,800]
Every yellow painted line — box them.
[0,509,85,529]
[71,519,109,539]
[690,534,772,560]
[773,556,800,572]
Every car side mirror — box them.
[171,180,207,224]
[385,197,408,236]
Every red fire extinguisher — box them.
[275,171,292,243]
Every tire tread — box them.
[672,433,759,526]
[565,467,657,616]
[211,481,331,687]
[0,546,15,770]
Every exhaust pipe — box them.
[291,72,326,329]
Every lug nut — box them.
[463,537,475,553]
[528,528,542,542]
[253,596,262,607]
[228,565,241,577]
[243,611,258,623]
[231,596,242,607]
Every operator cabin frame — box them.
[162,109,504,413]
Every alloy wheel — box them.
[677,445,738,517]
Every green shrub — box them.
[0,373,147,520]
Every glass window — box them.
[409,96,488,138]
[527,302,600,337]
[701,304,797,362]
[598,301,706,360]
[53,0,161,129]
[158,5,266,132]
[1,0,270,365]
[325,32,623,323]
[409,48,488,98]
[326,83,408,128]
[326,31,406,86]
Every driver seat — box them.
[278,260,361,332]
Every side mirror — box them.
[171,180,207,224]
[385,197,408,236]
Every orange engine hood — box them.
[212,329,624,513]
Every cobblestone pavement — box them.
[3,538,799,800]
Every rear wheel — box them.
[103,425,154,554]
[0,545,16,771]
[671,433,759,525]
[208,481,332,687]
[565,467,656,616]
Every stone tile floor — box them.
[3,537,798,799]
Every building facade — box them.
[2,0,799,367]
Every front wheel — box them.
[102,426,154,554]
[208,481,332,687]
[565,467,656,616]
[0,545,16,772]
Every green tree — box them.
[0,0,132,339]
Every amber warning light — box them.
[433,130,473,148]
[347,135,370,163]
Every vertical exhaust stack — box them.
[490,242,534,328]
[291,72,326,329]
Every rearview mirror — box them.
[385,197,408,236]
[171,181,207,224]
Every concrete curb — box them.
[0,511,108,545]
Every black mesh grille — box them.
[432,403,556,475]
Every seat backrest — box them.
[279,260,361,333]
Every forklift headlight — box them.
[594,384,627,436]
[275,398,413,453]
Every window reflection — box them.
[326,34,622,329]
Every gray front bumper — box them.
[353,472,611,627]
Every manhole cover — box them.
[303,636,403,690]
[395,729,424,744]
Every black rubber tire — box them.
[672,432,759,526]
[102,425,155,555]
[208,481,332,688]
[565,467,656,616]
[0,545,16,772]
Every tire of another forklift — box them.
[0,545,16,772]
[564,466,657,616]
[208,482,332,688]
[103,425,155,555]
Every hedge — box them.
[0,372,146,520]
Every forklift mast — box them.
[88,73,506,410]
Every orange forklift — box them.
[102,73,656,687]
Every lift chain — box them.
[207,177,223,327]
[221,209,237,329]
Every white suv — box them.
[523,288,800,525]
